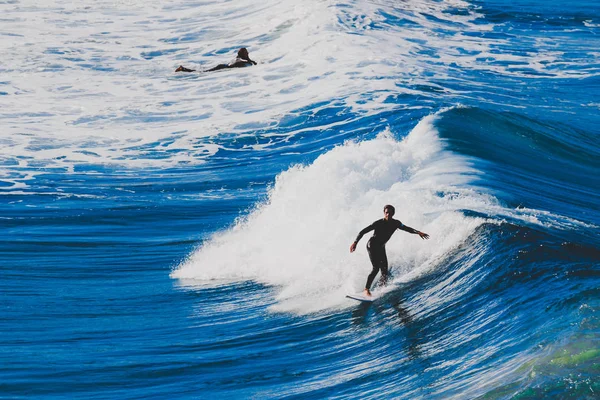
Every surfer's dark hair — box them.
[384,205,395,216]
[238,48,249,59]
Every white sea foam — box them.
[172,113,495,313]
[2,0,596,182]
[172,107,594,314]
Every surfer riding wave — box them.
[350,205,429,297]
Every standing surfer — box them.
[175,47,257,73]
[350,205,429,297]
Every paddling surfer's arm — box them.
[230,58,257,67]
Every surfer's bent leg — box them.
[365,239,384,290]
[378,249,389,287]
[175,65,196,72]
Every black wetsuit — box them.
[206,57,257,72]
[176,57,257,73]
[354,218,419,290]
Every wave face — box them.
[173,114,493,314]
[2,0,599,399]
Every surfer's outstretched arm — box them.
[398,223,429,240]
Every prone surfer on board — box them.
[175,47,257,73]
[350,205,429,297]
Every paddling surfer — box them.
[350,205,429,297]
[175,47,257,73]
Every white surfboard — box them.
[346,292,379,303]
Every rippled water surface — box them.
[2,0,599,398]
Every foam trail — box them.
[172,113,497,313]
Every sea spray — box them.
[172,113,493,313]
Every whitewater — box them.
[2,0,599,399]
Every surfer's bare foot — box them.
[175,65,195,72]
[363,289,372,297]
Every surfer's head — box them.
[238,47,250,60]
[383,205,395,219]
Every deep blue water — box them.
[1,0,600,399]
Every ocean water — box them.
[1,0,599,398]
